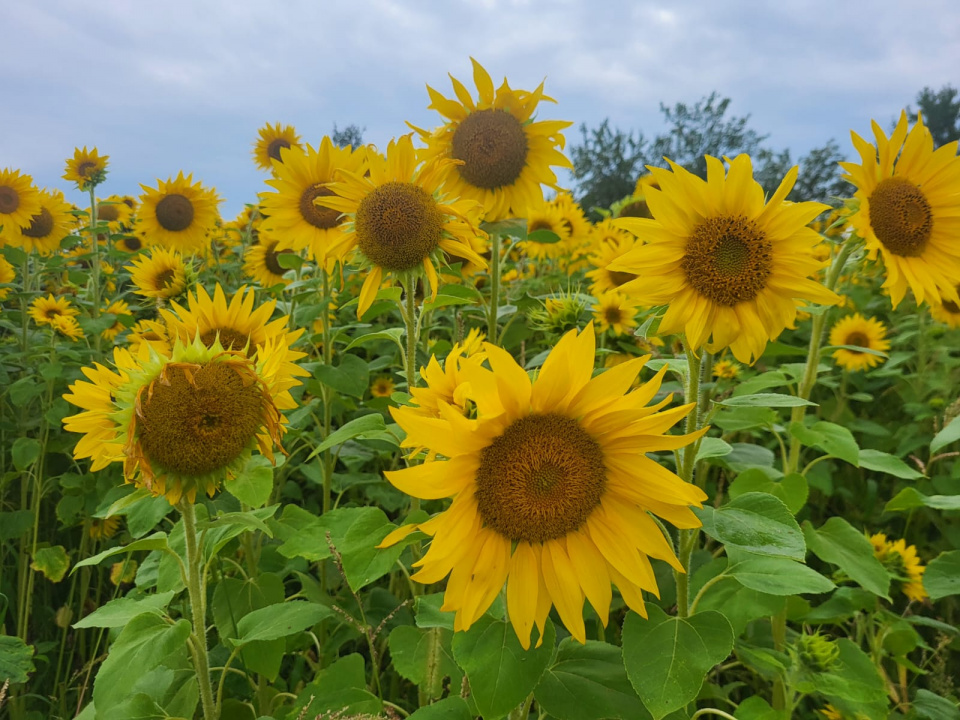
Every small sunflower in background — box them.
[51,315,85,342]
[243,235,293,288]
[95,195,134,233]
[610,174,660,220]
[370,376,396,398]
[829,314,890,371]
[126,319,171,355]
[842,111,960,308]
[89,516,121,540]
[317,134,487,318]
[712,358,741,380]
[521,202,570,260]
[0,255,15,300]
[29,295,79,326]
[126,247,190,300]
[137,172,220,254]
[930,291,960,328]
[407,341,489,424]
[253,122,302,172]
[0,168,42,238]
[115,235,145,253]
[5,188,76,255]
[380,325,706,647]
[459,327,485,357]
[413,58,572,221]
[553,192,592,256]
[63,147,109,190]
[589,218,633,253]
[586,233,640,296]
[593,291,638,336]
[64,337,297,504]
[612,155,840,363]
[870,532,927,602]
[101,299,133,342]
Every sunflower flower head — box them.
[870,532,927,602]
[63,147,109,190]
[101,299,133,342]
[412,58,573,221]
[0,168,43,239]
[29,294,79,327]
[829,314,890,372]
[930,289,960,328]
[52,315,85,342]
[712,358,741,380]
[520,201,570,260]
[89,516,121,540]
[841,111,960,308]
[242,234,294,288]
[380,324,707,647]
[0,254,17,300]
[593,291,639,336]
[612,155,841,363]
[126,247,191,301]
[371,376,396,399]
[138,172,220,255]
[253,122,302,172]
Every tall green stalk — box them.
[486,231,502,343]
[179,502,217,720]
[319,270,335,514]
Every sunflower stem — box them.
[179,501,217,720]
[319,269,335,515]
[399,275,422,527]
[486,231,502,344]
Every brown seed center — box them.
[155,194,195,232]
[299,184,341,230]
[683,215,772,306]
[451,109,529,190]
[0,186,20,214]
[267,138,292,162]
[608,270,637,287]
[868,177,933,257]
[200,327,253,355]
[263,242,286,275]
[77,161,97,179]
[154,268,176,290]
[844,331,869,353]
[475,413,606,543]
[604,306,623,324]
[22,208,54,239]
[137,362,264,477]
[122,236,143,252]
[98,204,120,222]
[355,181,443,271]
[618,199,652,219]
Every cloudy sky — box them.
[3,0,958,217]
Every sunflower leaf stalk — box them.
[486,230,503,343]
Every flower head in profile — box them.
[63,147,109,190]
[870,532,927,602]
[380,325,706,647]
[612,155,840,363]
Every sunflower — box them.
[64,336,296,504]
[101,299,132,342]
[63,147,108,190]
[408,342,489,423]
[126,247,190,300]
[520,202,571,260]
[829,314,890,372]
[412,58,573,221]
[316,135,487,318]
[380,325,706,646]
[89,516,121,540]
[29,295,79,326]
[0,168,42,238]
[870,532,927,602]
[137,172,220,254]
[116,235,145,253]
[841,111,960,307]
[930,291,960,328]
[593,291,638,336]
[712,359,741,379]
[586,233,641,296]
[371,376,396,398]
[253,122,302,172]
[612,174,660,219]
[589,218,633,254]
[0,255,16,300]
[52,315,85,342]
[441,231,489,282]
[611,155,841,363]
[96,195,134,232]
[6,188,76,255]
[126,319,172,356]
[553,192,592,252]
[459,327,485,357]
[159,284,307,390]
[259,137,366,261]
[243,236,293,288]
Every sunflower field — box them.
[2,59,960,720]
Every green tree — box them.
[569,119,648,215]
[908,85,960,148]
[332,123,365,148]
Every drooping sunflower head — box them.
[412,58,573,222]
[611,155,841,363]
[316,134,487,318]
[520,201,571,260]
[593,291,638,336]
[259,137,367,261]
[841,111,960,308]
[253,122,302,172]
[63,147,109,190]
[381,324,707,647]
[64,336,297,504]
[869,532,927,602]
[242,234,294,288]
[0,168,42,238]
[5,188,76,255]
[52,315,85,342]
[89,516,121,540]
[138,172,220,254]
[829,313,890,372]
[29,294,79,326]
[126,247,191,300]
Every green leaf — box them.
[931,414,960,455]
[229,601,333,646]
[388,625,462,695]
[344,327,405,351]
[717,393,817,408]
[713,406,778,433]
[621,605,734,719]
[11,436,41,470]
[858,449,923,479]
[802,518,890,598]
[534,639,650,720]
[700,492,805,560]
[212,573,286,680]
[225,454,275,508]
[696,437,733,462]
[407,697,474,720]
[73,532,169,571]
[884,487,960,513]
[31,545,70,582]
[812,639,887,705]
[728,469,808,515]
[452,616,556,720]
[73,591,177,629]
[726,550,835,595]
[913,689,960,720]
[690,564,785,635]
[288,653,382,718]
[923,550,960,600]
[734,696,779,720]
[315,353,369,398]
[92,613,192,709]
[0,636,36,684]
[308,414,389,458]
[527,228,562,244]
[0,509,34,541]
[789,421,860,466]
[276,252,302,270]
